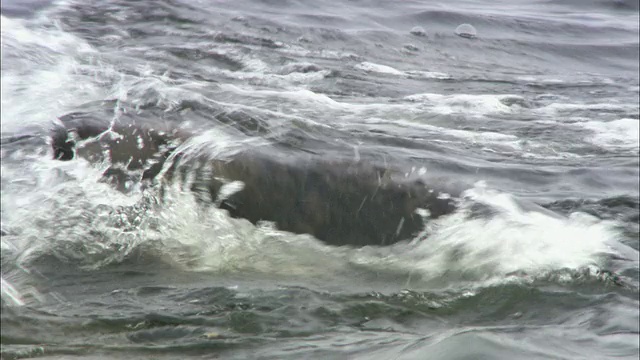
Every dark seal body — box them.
[50,112,460,247]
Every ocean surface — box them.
[1,0,639,359]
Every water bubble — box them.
[455,24,477,39]
[410,26,427,37]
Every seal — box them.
[50,112,461,247]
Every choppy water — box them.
[1,0,638,359]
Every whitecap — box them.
[355,61,405,76]
[404,93,525,116]
[580,118,640,150]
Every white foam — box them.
[219,69,331,87]
[355,61,405,76]
[541,78,564,84]
[240,58,270,73]
[516,74,618,88]
[280,46,360,61]
[404,93,525,116]
[580,118,640,150]
[349,184,631,287]
[406,120,518,143]
[1,15,95,55]
[405,70,452,80]
[355,62,452,80]
[1,15,106,133]
[538,102,634,114]
[193,46,331,85]
[219,84,344,108]
[219,87,526,122]
[112,70,208,111]
[128,188,350,277]
[516,76,537,82]
[0,149,150,285]
[340,118,524,157]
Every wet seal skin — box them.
[51,110,189,191]
[50,114,461,247]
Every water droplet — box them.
[455,23,477,39]
[410,26,427,37]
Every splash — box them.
[352,182,632,288]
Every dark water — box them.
[1,0,638,359]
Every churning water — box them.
[1,0,638,359]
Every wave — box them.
[544,195,640,223]
[2,273,636,359]
[1,144,633,292]
[579,118,640,151]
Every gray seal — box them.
[50,112,462,247]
